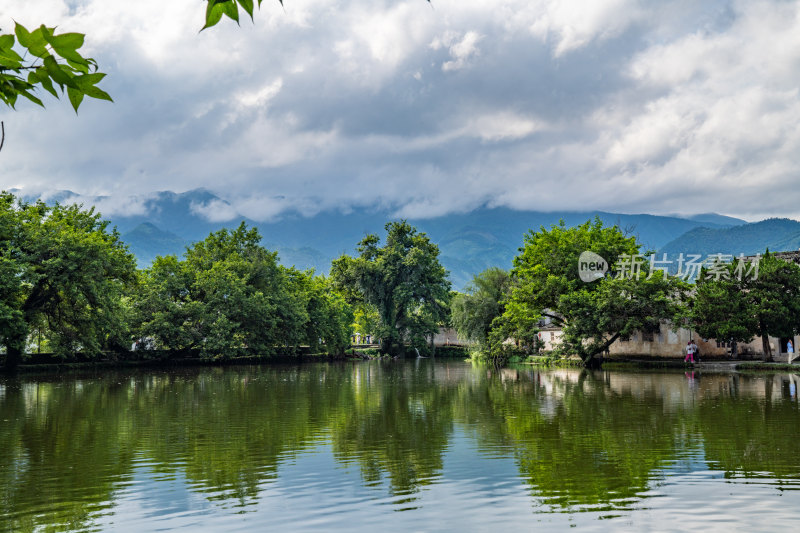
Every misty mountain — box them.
[682,213,748,227]
[659,218,800,258]
[24,188,750,289]
[121,223,188,267]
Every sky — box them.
[1,0,799,223]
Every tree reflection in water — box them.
[1,363,799,530]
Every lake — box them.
[2,360,800,532]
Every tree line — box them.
[3,191,799,370]
[451,218,800,366]
[0,193,453,370]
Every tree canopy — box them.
[331,221,451,356]
[0,192,137,369]
[496,218,687,365]
[135,222,352,358]
[690,252,800,361]
[450,267,510,352]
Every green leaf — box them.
[82,85,113,102]
[13,23,32,46]
[67,85,84,112]
[203,2,227,30]
[15,23,49,58]
[223,1,241,23]
[43,55,78,89]
[238,0,255,20]
[75,73,106,88]
[44,32,85,52]
[0,34,14,49]
[19,89,44,107]
[29,68,58,98]
[0,47,24,68]
[66,59,91,74]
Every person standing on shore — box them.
[691,340,699,362]
[788,339,794,364]
[684,340,695,363]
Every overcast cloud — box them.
[1,0,799,222]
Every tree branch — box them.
[542,311,565,326]
[0,65,40,71]
[0,121,4,153]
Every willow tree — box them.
[331,221,450,356]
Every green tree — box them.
[498,218,687,366]
[451,267,511,353]
[285,269,354,355]
[689,252,800,361]
[0,192,137,370]
[689,262,756,358]
[558,272,688,363]
[745,252,800,361]
[331,221,451,356]
[135,222,352,358]
[135,223,292,357]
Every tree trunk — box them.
[730,341,738,360]
[761,331,773,362]
[3,345,22,372]
[430,333,435,357]
[582,333,620,368]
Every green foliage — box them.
[331,221,451,356]
[134,222,353,358]
[558,272,689,363]
[690,261,756,346]
[509,218,640,318]
[203,0,265,30]
[691,252,800,361]
[451,267,511,347]
[496,218,687,365]
[0,23,111,111]
[432,345,468,358]
[0,191,137,369]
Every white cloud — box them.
[527,0,644,56]
[190,198,239,222]
[4,0,800,223]
[441,31,483,72]
[235,78,283,109]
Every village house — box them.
[542,251,800,362]
[352,327,472,347]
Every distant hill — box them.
[659,218,800,257]
[22,188,750,290]
[683,213,748,227]
[121,223,187,267]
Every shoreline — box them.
[4,352,799,376]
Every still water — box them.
[1,361,800,532]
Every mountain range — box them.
[659,218,800,258]
[19,188,799,290]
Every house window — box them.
[642,332,654,343]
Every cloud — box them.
[190,198,239,223]
[3,0,800,223]
[436,31,483,72]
